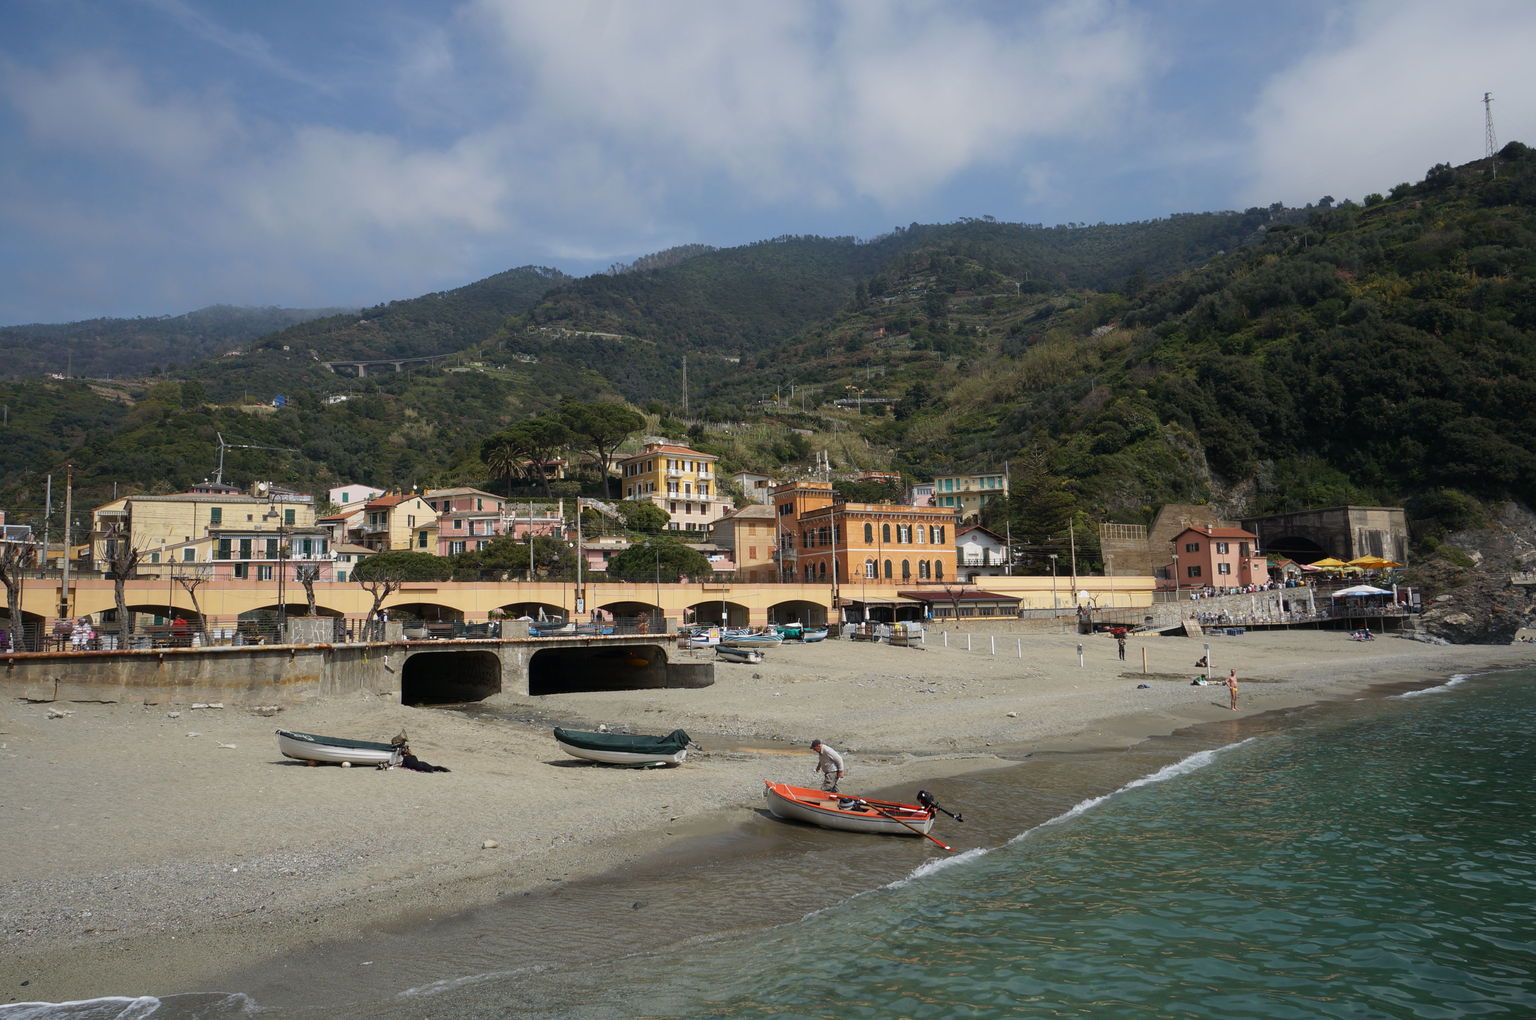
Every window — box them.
[209,507,222,524]
[864,523,873,542]
[450,541,466,555]
[232,563,248,579]
[266,538,278,559]
[417,532,428,548]
[238,539,252,559]
[1217,563,1231,575]
[934,561,943,580]
[883,559,892,579]
[182,548,195,562]
[284,508,295,526]
[919,560,931,579]
[454,519,464,529]
[864,559,876,578]
[1184,542,1200,553]
[150,552,160,563]
[898,525,911,543]
[217,539,231,560]
[337,570,347,582]
[882,524,891,543]
[1187,565,1202,578]
[901,559,911,580]
[258,565,273,581]
[1215,542,1229,554]
[916,527,925,544]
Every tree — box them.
[557,400,645,497]
[607,538,712,583]
[0,539,36,650]
[615,499,669,533]
[171,566,212,646]
[481,418,571,496]
[451,534,575,581]
[101,523,144,643]
[352,551,449,640]
[294,564,321,616]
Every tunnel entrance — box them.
[528,644,672,695]
[401,649,503,705]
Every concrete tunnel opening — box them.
[400,650,503,705]
[528,644,673,695]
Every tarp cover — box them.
[277,729,400,752]
[553,727,691,754]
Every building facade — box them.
[1166,525,1267,590]
[710,504,778,582]
[616,442,731,531]
[930,471,1008,520]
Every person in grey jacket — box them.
[810,739,845,792]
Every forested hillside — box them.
[0,305,352,380]
[2,146,1533,565]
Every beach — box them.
[4,627,1535,1006]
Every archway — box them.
[686,600,748,628]
[1264,534,1328,564]
[767,599,827,628]
[401,649,503,705]
[527,643,673,695]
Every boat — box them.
[800,627,829,643]
[716,645,764,664]
[773,622,803,640]
[275,729,403,767]
[762,781,936,837]
[720,630,783,648]
[553,727,694,766]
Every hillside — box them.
[2,148,1534,574]
[0,305,353,380]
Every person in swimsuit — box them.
[1225,668,1238,711]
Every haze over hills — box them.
[2,145,1534,578]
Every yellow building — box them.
[92,486,320,572]
[931,470,1009,520]
[354,493,438,552]
[616,442,731,531]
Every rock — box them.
[482,839,500,850]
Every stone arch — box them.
[400,648,503,704]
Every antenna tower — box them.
[1484,91,1498,177]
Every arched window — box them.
[864,523,873,543]
[916,527,925,544]
[818,562,827,580]
[882,523,891,543]
[918,560,931,579]
[901,559,911,579]
[864,559,876,579]
[934,560,944,580]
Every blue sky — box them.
[2,0,1533,326]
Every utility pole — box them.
[58,464,73,622]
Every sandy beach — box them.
[4,627,1535,1005]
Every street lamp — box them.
[642,540,661,630]
[1172,551,1180,602]
[1048,553,1058,610]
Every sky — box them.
[2,0,1534,326]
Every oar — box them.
[918,789,963,823]
[855,799,956,852]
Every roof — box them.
[957,524,1004,541]
[718,504,776,521]
[896,588,1021,604]
[424,487,502,500]
[1175,525,1259,541]
[619,443,716,462]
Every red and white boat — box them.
[762,781,936,837]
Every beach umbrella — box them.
[1330,584,1394,597]
[1348,555,1396,569]
[1308,557,1349,568]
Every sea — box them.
[6,666,1535,1019]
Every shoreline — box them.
[4,629,1535,1005]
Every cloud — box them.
[468,0,1156,207]
[1240,0,1536,206]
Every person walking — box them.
[810,739,845,793]
[1115,629,1127,661]
[1225,668,1239,711]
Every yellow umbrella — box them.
[1308,557,1349,568]
[1349,555,1402,569]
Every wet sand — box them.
[3,628,1533,1004]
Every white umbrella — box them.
[1330,584,1393,597]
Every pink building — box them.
[1166,525,1267,590]
[426,488,563,556]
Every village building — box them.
[616,442,731,532]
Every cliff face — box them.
[1404,503,1536,645]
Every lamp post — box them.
[1173,551,1180,602]
[1048,553,1058,610]
[642,540,661,630]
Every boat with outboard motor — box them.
[762,781,961,849]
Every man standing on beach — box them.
[1225,668,1239,711]
[810,739,844,792]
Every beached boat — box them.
[716,645,764,664]
[762,781,936,836]
[553,727,694,766]
[275,729,403,767]
[773,622,804,640]
[720,630,783,648]
[800,627,829,643]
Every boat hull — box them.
[720,631,783,648]
[555,739,688,766]
[716,646,764,664]
[552,727,692,767]
[800,628,829,642]
[762,781,935,836]
[276,729,402,766]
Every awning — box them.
[1331,584,1394,598]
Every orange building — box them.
[771,481,958,587]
